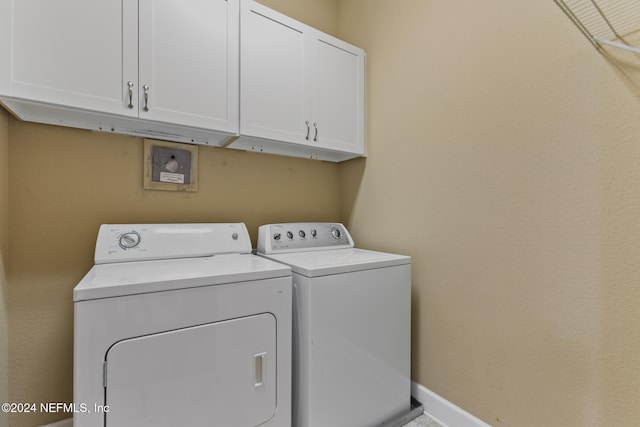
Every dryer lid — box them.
[74,254,291,301]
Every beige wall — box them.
[5,3,340,426]
[1,104,9,427]
[259,0,338,35]
[338,1,640,426]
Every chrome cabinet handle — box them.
[143,85,150,112]
[127,81,134,109]
[305,121,310,140]
[313,122,318,142]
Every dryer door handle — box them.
[254,352,267,388]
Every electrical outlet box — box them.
[152,145,192,184]
[143,139,198,192]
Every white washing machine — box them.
[257,223,415,427]
[73,223,292,427]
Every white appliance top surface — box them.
[259,248,410,277]
[74,254,291,302]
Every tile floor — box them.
[404,412,446,427]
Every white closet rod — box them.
[593,37,640,55]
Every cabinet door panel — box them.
[9,0,125,114]
[313,34,365,154]
[138,0,238,131]
[240,2,308,143]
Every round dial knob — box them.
[286,231,294,239]
[273,233,281,241]
[311,229,317,237]
[119,231,141,249]
[331,228,342,239]
[299,230,306,238]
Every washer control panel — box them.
[257,223,354,254]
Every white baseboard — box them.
[412,382,493,427]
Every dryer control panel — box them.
[257,223,354,254]
[94,223,252,264]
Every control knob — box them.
[273,233,281,241]
[119,231,141,249]
[331,228,342,239]
[287,231,294,239]
[299,230,306,238]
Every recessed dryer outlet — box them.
[152,145,191,184]
[143,139,198,192]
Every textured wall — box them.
[338,1,640,426]
[0,104,9,427]
[259,0,337,35]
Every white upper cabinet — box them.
[236,0,365,161]
[0,0,239,145]
[240,1,309,144]
[0,0,363,160]
[135,0,238,132]
[312,32,365,155]
[1,0,126,114]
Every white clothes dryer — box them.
[73,223,292,427]
[257,223,417,427]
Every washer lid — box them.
[73,254,291,301]
[259,248,410,277]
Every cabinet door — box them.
[4,0,126,115]
[138,0,239,132]
[311,32,365,155]
[240,0,309,144]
